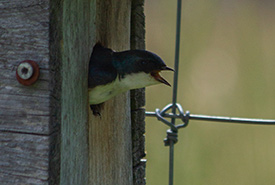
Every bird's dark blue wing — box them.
[88,43,117,88]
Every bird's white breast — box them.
[89,72,159,105]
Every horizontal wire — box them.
[146,111,275,125]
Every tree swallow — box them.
[88,43,174,116]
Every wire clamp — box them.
[164,129,178,146]
[155,103,190,145]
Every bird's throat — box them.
[89,72,159,105]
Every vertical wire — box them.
[169,141,175,185]
[169,1,182,185]
[171,0,182,125]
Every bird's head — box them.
[114,50,174,87]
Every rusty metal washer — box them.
[16,60,40,86]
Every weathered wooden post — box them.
[0,0,146,184]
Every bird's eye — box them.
[140,60,146,65]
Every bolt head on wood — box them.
[16,60,40,86]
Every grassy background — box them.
[144,0,275,184]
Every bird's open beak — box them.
[161,66,174,72]
[151,66,174,86]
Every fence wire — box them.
[145,0,275,185]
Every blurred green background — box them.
[144,0,275,185]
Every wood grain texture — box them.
[57,0,96,185]
[130,0,146,184]
[0,0,60,184]
[131,109,146,184]
[0,0,51,135]
[1,0,143,184]
[0,132,50,185]
[88,0,133,185]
